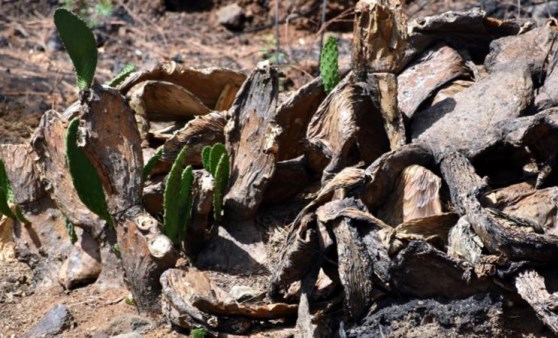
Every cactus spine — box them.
[163,147,194,244]
[320,36,340,93]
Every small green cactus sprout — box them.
[201,146,211,172]
[177,166,193,242]
[0,159,28,223]
[0,160,16,219]
[54,8,98,90]
[320,36,340,93]
[191,328,207,338]
[66,118,113,225]
[201,143,229,222]
[163,147,194,244]
[142,148,163,182]
[65,217,78,244]
[105,63,135,88]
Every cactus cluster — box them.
[66,118,113,225]
[163,147,194,244]
[320,36,340,93]
[201,143,229,222]
[54,8,98,90]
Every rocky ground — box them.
[2,0,558,337]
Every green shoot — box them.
[66,118,112,225]
[54,8,98,90]
[320,36,340,93]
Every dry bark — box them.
[224,63,280,221]
[440,151,558,262]
[160,112,226,167]
[515,270,558,335]
[78,85,177,312]
[306,75,391,182]
[31,110,106,238]
[118,62,246,110]
[376,164,443,226]
[0,144,45,207]
[161,268,297,334]
[398,43,470,119]
[276,77,326,162]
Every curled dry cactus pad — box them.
[66,118,112,225]
[163,147,194,244]
[320,36,340,93]
[201,143,229,222]
[54,8,98,90]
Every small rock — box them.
[22,304,72,338]
[230,285,262,302]
[172,54,184,64]
[102,314,153,335]
[112,333,143,338]
[46,31,64,52]
[217,4,245,31]
[59,231,102,290]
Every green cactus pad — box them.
[54,8,98,90]
[105,63,135,88]
[66,118,112,225]
[177,166,193,242]
[216,152,229,193]
[163,147,188,244]
[208,143,227,176]
[212,153,229,222]
[142,148,163,182]
[320,36,340,94]
[201,146,211,172]
[15,206,29,224]
[65,217,78,244]
[0,159,14,203]
[0,187,16,219]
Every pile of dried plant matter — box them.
[2,0,558,336]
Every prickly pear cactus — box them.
[209,143,227,176]
[201,146,211,172]
[105,63,135,88]
[163,147,188,244]
[201,143,229,222]
[54,8,98,90]
[142,148,163,182]
[66,118,112,225]
[177,166,193,242]
[213,153,229,222]
[0,187,15,219]
[320,36,340,93]
[0,160,15,219]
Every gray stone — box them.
[102,314,153,335]
[217,4,245,31]
[111,333,143,338]
[22,304,72,338]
